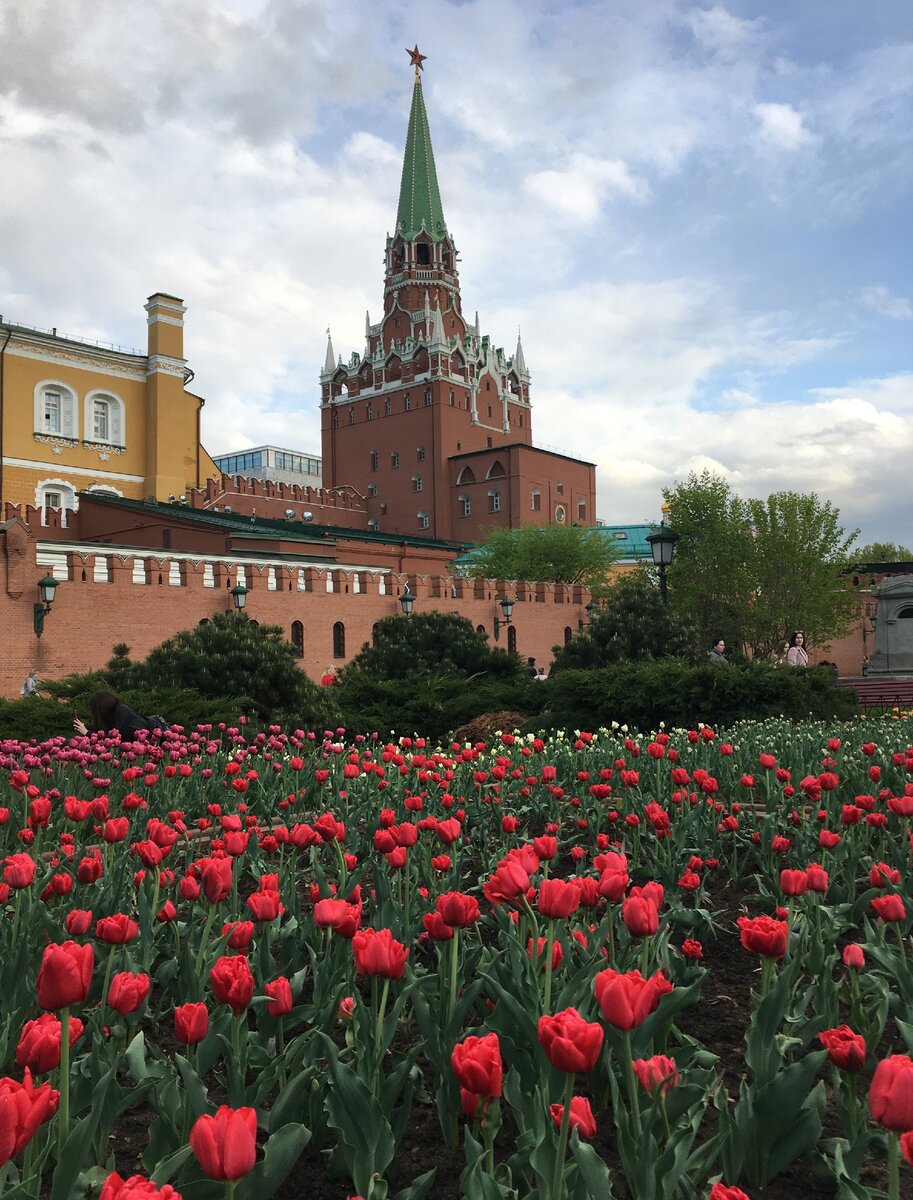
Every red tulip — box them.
[537,1008,604,1073]
[189,1105,257,1180]
[222,921,254,950]
[352,928,408,979]
[537,878,580,920]
[313,898,361,938]
[819,1026,866,1072]
[108,972,151,1016]
[435,892,480,927]
[779,869,807,897]
[174,1003,209,1045]
[451,1032,503,1098]
[633,1054,679,1095]
[422,911,454,940]
[737,915,788,960]
[200,857,233,904]
[621,894,659,937]
[594,966,673,1030]
[99,1171,183,1199]
[842,943,865,970]
[95,914,140,944]
[16,1013,84,1074]
[3,853,37,889]
[247,889,282,921]
[264,977,293,1017]
[65,909,93,936]
[901,1131,913,1167]
[209,955,255,1013]
[549,1095,596,1138]
[869,1055,913,1131]
[0,1068,59,1164]
[708,1185,751,1200]
[482,859,530,904]
[870,894,906,923]
[36,941,94,1010]
[804,863,829,893]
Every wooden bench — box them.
[841,677,913,710]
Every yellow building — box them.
[0,293,218,520]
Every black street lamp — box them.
[34,574,61,638]
[230,583,249,611]
[578,599,598,632]
[646,523,679,604]
[494,595,515,642]
[398,586,416,616]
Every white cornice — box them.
[3,456,145,483]
[7,343,146,380]
[36,541,392,574]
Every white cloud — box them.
[0,0,909,550]
[754,101,814,150]
[686,6,761,58]
[524,154,650,220]
[861,285,913,320]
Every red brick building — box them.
[320,60,595,542]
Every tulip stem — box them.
[887,1131,900,1200]
[99,945,116,1034]
[448,927,460,1026]
[550,1075,574,1200]
[622,1031,641,1142]
[58,1007,71,1157]
[194,904,218,985]
[225,1181,238,1200]
[542,920,556,1015]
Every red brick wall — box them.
[1,528,590,699]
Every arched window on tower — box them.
[488,489,501,513]
[348,407,356,425]
[333,622,346,659]
[291,621,304,658]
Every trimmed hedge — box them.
[540,661,857,733]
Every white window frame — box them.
[34,381,78,439]
[36,479,77,527]
[488,488,501,513]
[418,510,429,529]
[84,389,125,447]
[459,494,471,517]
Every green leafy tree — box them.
[550,569,697,672]
[463,523,620,591]
[134,612,336,728]
[853,541,913,563]
[334,612,537,738]
[339,612,524,681]
[663,471,859,659]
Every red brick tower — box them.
[320,49,594,541]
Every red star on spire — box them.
[406,44,427,73]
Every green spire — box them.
[396,75,447,242]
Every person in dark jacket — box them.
[74,691,150,740]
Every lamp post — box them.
[646,522,679,604]
[398,586,416,616]
[34,574,61,638]
[494,595,515,642]
[230,583,249,611]
[578,600,598,632]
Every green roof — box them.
[396,77,447,242]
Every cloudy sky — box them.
[2,0,911,545]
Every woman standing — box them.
[786,630,809,667]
